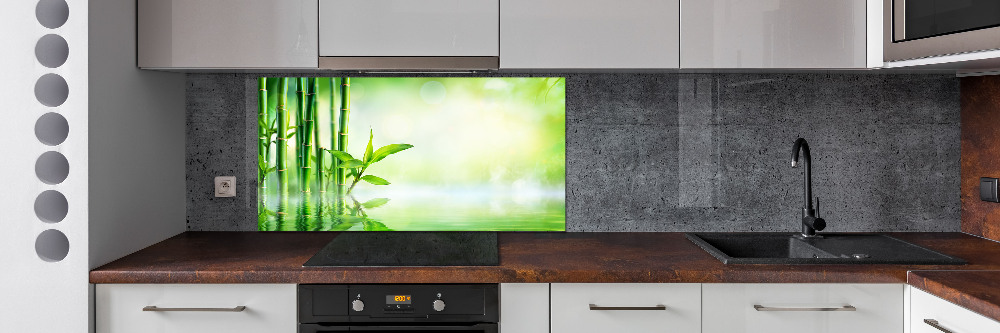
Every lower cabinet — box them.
[500,283,549,333]
[95,284,297,333]
[550,283,702,333]
[702,284,903,333]
[99,282,1000,333]
[910,287,1000,333]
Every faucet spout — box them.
[791,138,825,237]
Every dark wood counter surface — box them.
[908,270,1000,323]
[90,232,1000,284]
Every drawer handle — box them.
[589,304,667,311]
[143,306,247,312]
[924,319,955,333]
[753,305,856,312]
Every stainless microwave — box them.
[884,0,1000,62]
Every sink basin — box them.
[686,233,966,265]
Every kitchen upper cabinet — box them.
[500,0,680,69]
[319,0,499,57]
[702,284,903,333]
[96,284,297,333]
[681,0,873,68]
[910,287,1000,333]
[550,283,701,333]
[137,0,318,69]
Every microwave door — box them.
[884,0,1000,61]
[896,0,1000,42]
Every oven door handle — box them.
[345,324,497,332]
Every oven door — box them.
[885,0,1000,61]
[300,323,498,333]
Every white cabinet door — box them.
[702,283,903,333]
[319,0,499,57]
[550,283,701,333]
[500,284,549,333]
[911,287,1000,333]
[681,0,869,68]
[96,284,297,333]
[138,0,318,69]
[501,0,680,69]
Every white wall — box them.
[88,0,186,270]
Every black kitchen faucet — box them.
[791,138,826,238]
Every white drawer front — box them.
[911,288,1000,333]
[96,284,296,333]
[702,283,903,333]
[551,283,701,333]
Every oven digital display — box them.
[386,295,412,304]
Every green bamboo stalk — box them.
[276,78,290,194]
[301,78,315,193]
[266,78,278,111]
[296,78,307,190]
[337,77,351,197]
[311,78,323,194]
[257,78,268,190]
[329,77,339,194]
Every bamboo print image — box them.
[258,77,566,231]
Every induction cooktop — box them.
[303,232,500,267]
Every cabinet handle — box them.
[753,305,856,312]
[143,306,247,312]
[924,319,955,333]
[589,304,667,311]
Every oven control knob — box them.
[352,299,365,312]
[432,299,446,312]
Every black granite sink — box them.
[686,233,966,265]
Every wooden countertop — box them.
[90,232,1000,322]
[908,270,1000,323]
[90,231,1000,284]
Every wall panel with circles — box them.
[2,0,89,331]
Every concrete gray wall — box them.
[186,73,960,232]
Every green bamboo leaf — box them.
[371,144,414,163]
[361,198,390,209]
[360,175,390,185]
[339,159,365,169]
[328,150,355,162]
[362,220,392,231]
[363,129,374,164]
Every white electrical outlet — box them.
[215,176,236,197]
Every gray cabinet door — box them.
[138,0,318,69]
[501,0,680,69]
[681,0,870,68]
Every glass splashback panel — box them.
[257,77,566,231]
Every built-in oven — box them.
[299,284,498,333]
[884,0,1000,61]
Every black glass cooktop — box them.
[303,232,499,267]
